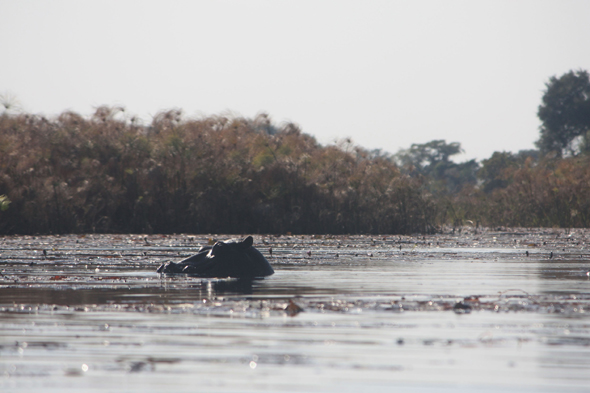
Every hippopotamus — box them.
[156,236,274,278]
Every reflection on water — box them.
[1,232,590,392]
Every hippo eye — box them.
[211,242,226,254]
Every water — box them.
[1,230,589,392]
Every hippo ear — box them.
[241,236,253,249]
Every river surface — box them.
[1,229,590,392]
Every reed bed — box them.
[2,108,589,235]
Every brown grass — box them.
[0,109,436,234]
[2,108,589,235]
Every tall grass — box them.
[0,109,437,235]
[3,108,589,235]
[473,156,590,228]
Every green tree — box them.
[536,70,590,157]
[0,195,10,211]
[395,140,462,174]
[394,140,478,192]
[478,150,539,193]
[478,152,517,193]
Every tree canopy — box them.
[394,140,462,172]
[394,140,478,193]
[536,70,590,157]
[478,150,538,193]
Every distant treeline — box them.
[1,69,589,234]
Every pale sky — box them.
[1,0,590,161]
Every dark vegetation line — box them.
[1,69,589,235]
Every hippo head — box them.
[157,235,274,278]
